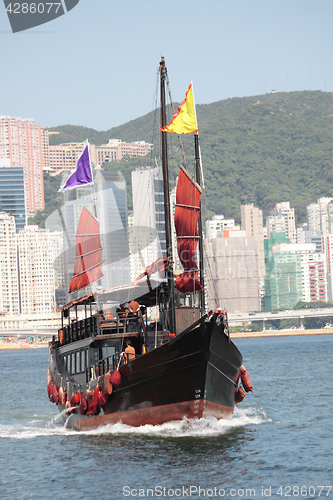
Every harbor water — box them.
[0,335,332,500]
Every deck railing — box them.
[85,352,140,383]
[61,314,98,345]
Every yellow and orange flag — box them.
[160,83,198,135]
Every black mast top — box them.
[159,57,176,334]
[194,134,205,310]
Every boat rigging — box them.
[47,57,252,430]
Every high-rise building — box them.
[170,185,181,272]
[270,243,327,304]
[0,212,20,314]
[17,225,56,314]
[307,197,333,234]
[266,202,296,243]
[307,203,321,232]
[130,166,165,281]
[266,214,285,236]
[205,214,237,239]
[241,204,265,309]
[0,160,26,230]
[301,250,327,303]
[61,181,95,298]
[94,169,129,288]
[60,168,129,299]
[0,116,48,215]
[0,216,59,315]
[205,230,261,313]
[321,234,333,300]
[48,230,64,291]
[297,227,323,253]
[264,233,302,310]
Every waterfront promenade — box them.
[0,341,48,350]
[1,328,332,350]
[231,328,333,338]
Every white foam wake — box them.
[87,406,271,437]
[0,408,79,439]
[0,406,271,440]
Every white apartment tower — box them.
[0,212,20,314]
[307,203,320,232]
[307,197,333,234]
[17,225,55,314]
[205,215,237,239]
[170,186,181,271]
[266,202,297,243]
[130,166,165,281]
[48,230,64,291]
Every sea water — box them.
[0,335,332,500]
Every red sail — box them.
[174,167,204,293]
[69,206,104,293]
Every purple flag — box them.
[60,143,93,191]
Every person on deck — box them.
[98,310,105,324]
[119,304,127,318]
[124,340,136,362]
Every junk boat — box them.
[47,58,251,430]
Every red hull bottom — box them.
[71,399,234,431]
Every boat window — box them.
[71,352,75,375]
[67,354,71,374]
[81,349,85,372]
[85,349,89,370]
[101,345,116,359]
[76,351,80,374]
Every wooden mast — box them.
[194,136,205,311]
[160,57,176,334]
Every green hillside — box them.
[43,90,333,226]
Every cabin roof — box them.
[61,279,166,312]
[98,278,167,307]
[61,292,95,312]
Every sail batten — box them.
[71,261,103,277]
[174,166,204,293]
[69,206,104,293]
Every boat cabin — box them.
[55,279,203,387]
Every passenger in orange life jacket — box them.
[124,340,136,362]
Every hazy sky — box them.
[1,0,332,131]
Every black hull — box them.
[49,316,242,430]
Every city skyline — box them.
[2,176,333,319]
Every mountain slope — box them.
[47,90,333,225]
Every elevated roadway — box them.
[228,308,333,330]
